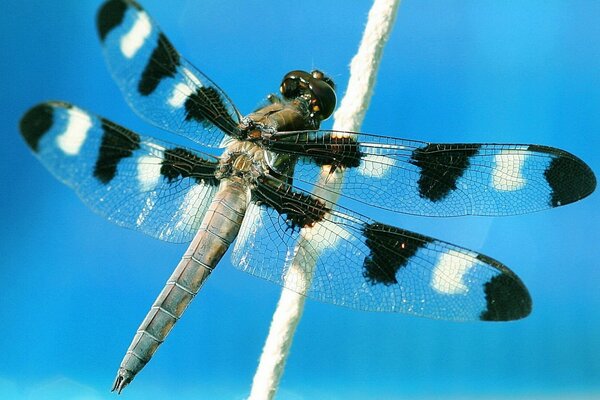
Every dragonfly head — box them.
[280,70,336,121]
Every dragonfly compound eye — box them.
[308,73,336,120]
[280,70,336,120]
[280,70,313,100]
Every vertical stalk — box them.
[248,1,401,399]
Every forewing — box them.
[232,179,531,321]
[264,130,596,216]
[20,101,221,243]
[96,0,242,148]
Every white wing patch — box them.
[137,156,163,192]
[120,11,152,59]
[492,149,527,191]
[56,107,92,156]
[300,217,352,253]
[167,68,203,108]
[168,83,194,108]
[431,249,477,295]
[357,154,394,178]
[136,142,165,192]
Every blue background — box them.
[1,1,599,399]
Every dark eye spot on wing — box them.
[252,179,329,230]
[479,256,532,321]
[94,119,141,184]
[363,222,432,285]
[161,148,219,186]
[20,103,57,152]
[184,86,238,134]
[138,33,180,96]
[410,143,481,202]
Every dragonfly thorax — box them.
[217,140,268,184]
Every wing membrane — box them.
[97,0,242,147]
[232,178,531,321]
[264,130,596,216]
[20,101,221,243]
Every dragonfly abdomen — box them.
[112,179,248,393]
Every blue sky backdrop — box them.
[1,1,599,399]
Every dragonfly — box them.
[19,0,596,394]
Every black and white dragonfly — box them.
[19,0,596,394]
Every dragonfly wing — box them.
[231,177,531,321]
[20,101,221,243]
[97,0,242,148]
[264,130,596,216]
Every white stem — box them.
[333,0,401,133]
[248,1,401,399]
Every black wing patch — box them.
[307,136,363,168]
[139,33,180,96]
[97,0,133,42]
[410,143,481,202]
[94,119,141,184]
[363,223,433,286]
[183,86,240,136]
[20,103,55,152]
[527,145,597,207]
[252,177,329,230]
[266,132,363,169]
[480,271,532,321]
[161,148,219,186]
